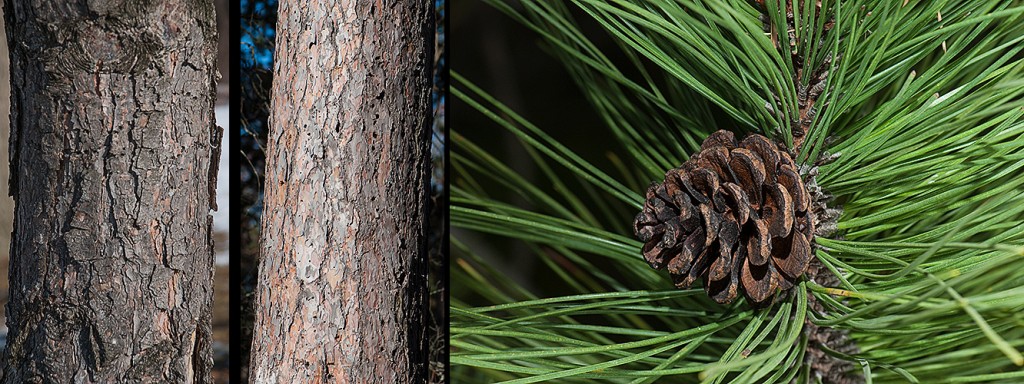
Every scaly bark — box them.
[249,0,433,383]
[2,0,220,382]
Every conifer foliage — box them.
[453,0,1024,382]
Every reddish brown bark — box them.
[1,1,220,382]
[248,0,433,383]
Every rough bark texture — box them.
[249,0,433,383]
[2,0,220,382]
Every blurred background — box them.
[452,2,627,300]
[241,0,447,382]
[0,1,233,382]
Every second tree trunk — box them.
[249,0,433,383]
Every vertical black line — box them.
[441,0,451,381]
[228,0,241,382]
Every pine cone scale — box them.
[696,146,731,178]
[710,235,735,281]
[774,231,812,279]
[682,244,715,287]
[746,220,771,266]
[741,135,781,176]
[763,184,793,238]
[721,183,750,223]
[729,149,766,207]
[741,260,777,303]
[701,130,737,150]
[778,165,809,212]
[706,245,745,304]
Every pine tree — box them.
[452,0,1024,382]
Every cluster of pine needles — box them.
[452,0,1024,382]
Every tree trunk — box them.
[248,0,433,382]
[2,1,220,382]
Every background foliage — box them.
[452,0,1024,382]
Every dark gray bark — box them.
[249,0,433,383]
[2,1,220,382]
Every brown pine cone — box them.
[633,130,814,305]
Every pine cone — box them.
[633,130,814,305]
